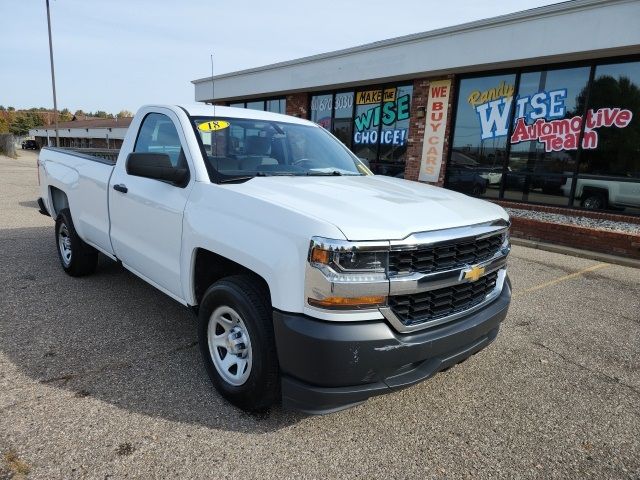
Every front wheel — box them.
[197,275,279,411]
[581,193,607,210]
[55,208,98,276]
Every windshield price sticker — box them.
[198,120,230,132]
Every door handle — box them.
[113,184,128,193]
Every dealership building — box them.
[192,0,640,229]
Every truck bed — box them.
[46,147,120,165]
[39,146,117,257]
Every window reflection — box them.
[352,85,412,177]
[447,74,516,196]
[573,61,640,214]
[447,60,640,215]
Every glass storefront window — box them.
[332,92,354,147]
[310,92,355,147]
[447,73,516,198]
[310,94,333,129]
[267,98,286,114]
[246,101,265,111]
[573,61,640,214]
[231,99,285,113]
[504,66,590,205]
[352,85,412,175]
[377,85,412,176]
[446,59,640,216]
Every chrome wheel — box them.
[58,223,72,267]
[207,306,252,386]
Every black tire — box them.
[581,193,607,210]
[55,208,99,277]
[197,274,279,411]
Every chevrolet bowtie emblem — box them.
[463,265,486,282]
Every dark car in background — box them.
[21,140,38,150]
[444,150,491,195]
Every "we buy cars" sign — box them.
[419,80,451,182]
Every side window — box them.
[134,113,185,167]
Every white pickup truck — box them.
[37,105,511,413]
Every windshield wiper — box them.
[218,172,271,184]
[306,170,361,176]
[218,172,304,183]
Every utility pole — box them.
[46,0,59,147]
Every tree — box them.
[9,112,44,136]
[59,108,73,122]
[7,106,15,112]
[117,110,133,118]
[94,110,113,119]
[0,116,8,133]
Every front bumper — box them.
[273,277,511,414]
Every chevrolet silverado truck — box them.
[561,176,640,211]
[37,105,512,414]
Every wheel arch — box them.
[49,186,69,217]
[581,185,609,202]
[190,248,272,308]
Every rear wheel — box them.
[55,208,98,276]
[197,275,279,411]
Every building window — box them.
[572,61,640,214]
[310,91,356,147]
[310,94,333,128]
[448,73,516,197]
[505,66,590,206]
[230,98,286,113]
[446,58,640,215]
[246,101,265,111]
[352,85,412,176]
[267,98,286,114]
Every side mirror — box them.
[126,153,188,186]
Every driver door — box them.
[109,110,193,300]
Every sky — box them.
[1,0,565,114]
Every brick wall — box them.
[404,75,456,186]
[286,93,309,118]
[510,217,640,259]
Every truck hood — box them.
[226,175,509,241]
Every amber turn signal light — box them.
[310,247,331,265]
[308,295,387,309]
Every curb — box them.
[510,237,640,269]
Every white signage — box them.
[419,79,452,182]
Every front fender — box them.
[180,182,346,312]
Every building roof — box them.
[193,0,640,102]
[53,117,133,129]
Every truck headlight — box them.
[306,237,389,310]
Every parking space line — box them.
[513,263,608,298]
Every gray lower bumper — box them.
[273,277,511,414]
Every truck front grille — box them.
[389,233,503,275]
[388,271,499,326]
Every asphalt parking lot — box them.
[1,151,639,479]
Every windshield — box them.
[191,117,370,182]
